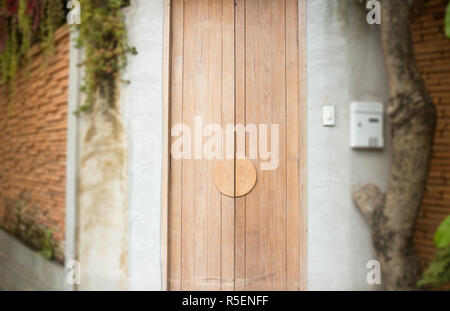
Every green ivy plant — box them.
[4,199,58,262]
[418,215,450,288]
[38,228,54,260]
[446,0,450,38]
[0,0,65,109]
[0,0,136,113]
[74,0,137,113]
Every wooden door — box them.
[163,0,306,291]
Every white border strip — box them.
[65,27,81,291]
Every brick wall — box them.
[411,0,450,267]
[0,26,69,262]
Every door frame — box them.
[161,0,307,291]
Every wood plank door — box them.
[164,0,306,291]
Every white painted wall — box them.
[66,0,391,291]
[306,0,390,290]
[122,0,164,290]
[119,0,392,291]
[65,28,81,291]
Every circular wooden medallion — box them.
[213,159,257,197]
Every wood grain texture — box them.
[168,0,234,290]
[234,0,247,291]
[271,0,287,291]
[165,0,307,291]
[213,159,257,197]
[221,0,236,291]
[168,0,183,291]
[236,0,303,290]
[286,0,300,290]
[242,0,262,289]
[180,0,196,290]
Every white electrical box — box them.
[322,106,336,126]
[350,102,384,149]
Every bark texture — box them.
[353,0,437,290]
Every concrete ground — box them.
[0,230,65,291]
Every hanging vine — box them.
[0,0,65,100]
[75,0,136,113]
[0,0,136,113]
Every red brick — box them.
[411,1,450,269]
[0,26,69,262]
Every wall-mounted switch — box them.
[323,106,336,127]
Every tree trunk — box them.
[353,0,437,290]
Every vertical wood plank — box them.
[255,0,274,290]
[181,0,197,290]
[234,0,247,291]
[192,0,209,290]
[286,0,300,291]
[205,0,223,291]
[221,0,236,291]
[168,0,183,291]
[244,0,262,290]
[271,0,287,291]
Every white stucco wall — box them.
[122,0,164,290]
[119,0,391,291]
[306,0,390,290]
[67,0,391,291]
